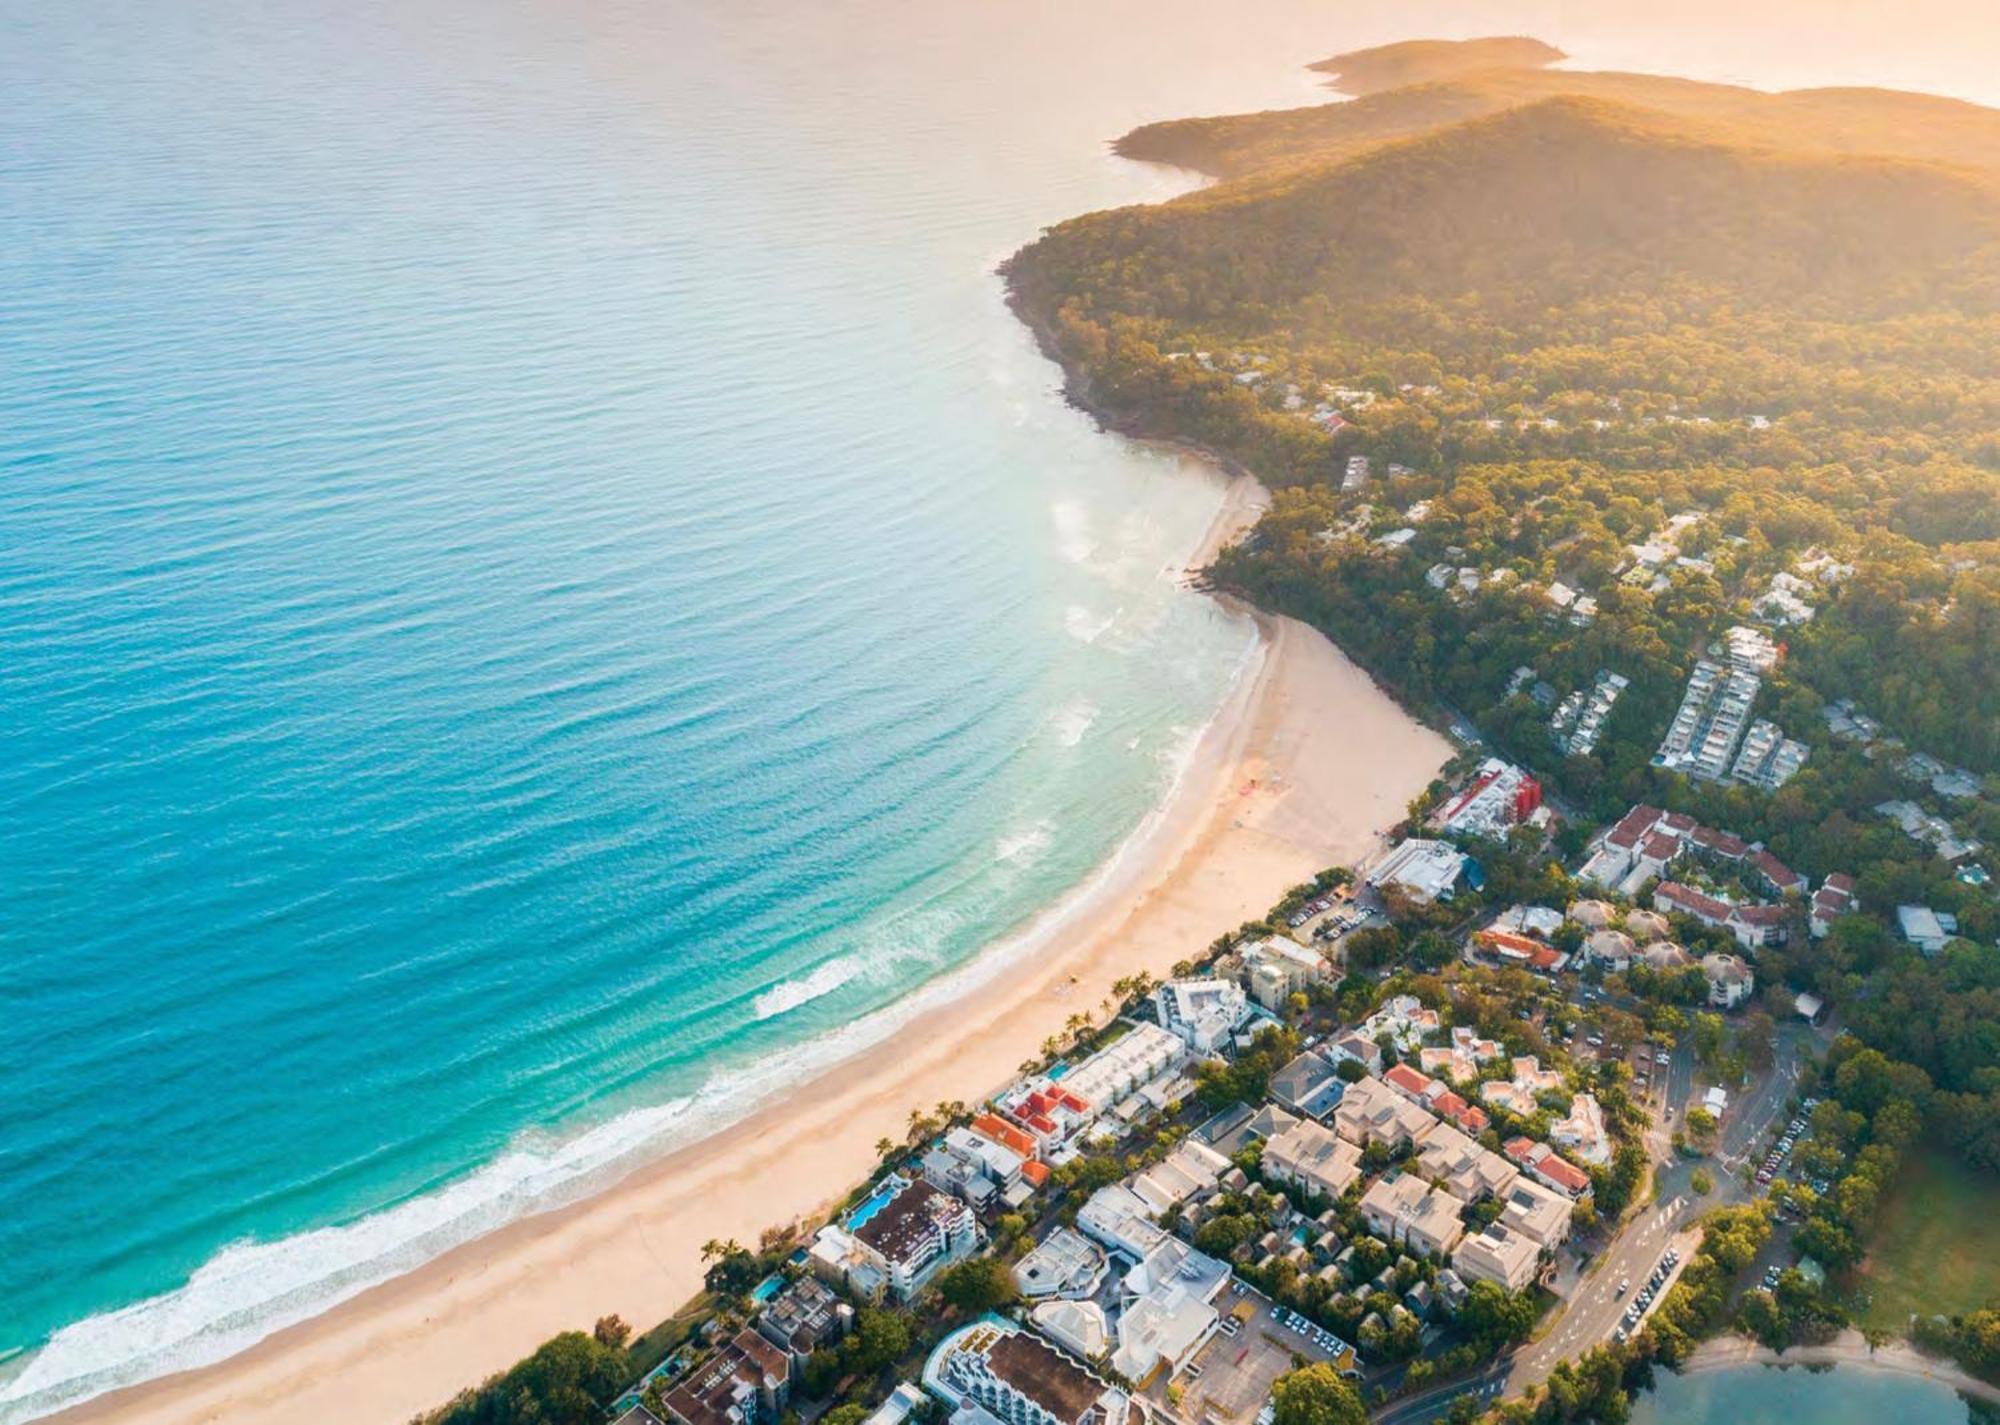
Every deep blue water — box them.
[0,1,1341,1415]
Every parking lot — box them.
[1169,1283,1353,1425]
[1755,1095,1831,1191]
[1611,1232,1695,1343]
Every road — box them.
[1493,1024,1820,1402]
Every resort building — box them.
[1432,758,1545,839]
[1263,1118,1365,1202]
[1127,1140,1229,1218]
[1414,1124,1520,1205]
[1150,978,1251,1053]
[1551,1093,1610,1166]
[1496,1177,1573,1249]
[1359,1174,1466,1258]
[1239,936,1330,1011]
[1030,1300,1111,1362]
[1365,839,1469,904]
[924,1320,1133,1425]
[1076,1184,1169,1261]
[662,1328,793,1425]
[1470,927,1567,974]
[1583,929,1636,972]
[1504,1138,1592,1198]
[1451,1224,1543,1294]
[1700,953,1755,1010]
[1013,1226,1109,1301]
[1268,1050,1347,1119]
[1059,1023,1188,1116]
[1333,1075,1439,1152]
[836,1175,981,1303]
[1109,1238,1230,1383]
[1810,874,1858,938]
[756,1276,851,1367]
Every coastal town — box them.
[485,699,1982,1425]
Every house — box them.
[663,1329,793,1425]
[756,1276,851,1366]
[1263,1118,1366,1202]
[1326,1032,1384,1076]
[1359,1174,1467,1258]
[1151,978,1252,1053]
[945,1127,1025,1189]
[1014,1227,1109,1301]
[923,1147,998,1210]
[848,1176,981,1302]
[999,1083,1092,1151]
[924,1320,1132,1425]
[1701,953,1755,1010]
[1414,1124,1521,1204]
[1472,927,1568,974]
[1269,1051,1347,1119]
[1569,899,1617,930]
[1492,904,1566,940]
[1240,936,1331,1011]
[1505,1138,1592,1198]
[1624,909,1672,943]
[1551,1093,1610,1166]
[1583,929,1636,972]
[1497,1177,1573,1248]
[1365,839,1469,904]
[1810,874,1858,938]
[1452,1224,1543,1293]
[1898,905,1954,956]
[1639,940,1692,970]
[1333,1076,1438,1151]
[1128,1140,1230,1217]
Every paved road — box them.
[1371,1365,1510,1425]
[1494,1025,1819,1401]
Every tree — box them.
[1270,1363,1367,1425]
[935,1256,1019,1314]
[430,1330,629,1425]
[844,1308,911,1376]
[1457,1280,1538,1352]
[592,1315,630,1349]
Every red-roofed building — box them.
[1750,850,1807,898]
[1653,881,1734,930]
[1472,928,1569,974]
[1689,825,1750,861]
[1019,1159,1051,1188]
[1729,902,1793,950]
[972,1114,1039,1162]
[1604,806,1664,852]
[1383,1063,1433,1103]
[1428,1088,1488,1135]
[1810,874,1858,938]
[1504,1138,1592,1198]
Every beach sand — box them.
[59,477,1450,1425]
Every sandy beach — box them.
[1680,1330,2000,1406]
[57,474,1449,1425]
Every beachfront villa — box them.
[661,1328,793,1425]
[1151,978,1252,1053]
[810,1174,980,1303]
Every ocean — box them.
[4,2,1996,1419]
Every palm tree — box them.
[875,1137,896,1161]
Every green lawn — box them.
[1860,1148,2000,1331]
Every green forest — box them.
[1004,49,2000,1156]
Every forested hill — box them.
[1004,57,2000,893]
[1068,96,2000,320]
[1303,36,1566,96]
[1115,48,2000,182]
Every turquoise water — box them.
[1632,1364,1969,1423]
[6,3,1996,1420]
[0,2,1343,1416]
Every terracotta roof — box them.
[1605,806,1663,850]
[1690,825,1750,858]
[1384,1063,1432,1097]
[1752,850,1805,890]
[1656,881,1733,923]
[973,1114,1038,1160]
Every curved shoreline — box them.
[1677,1330,2000,1407]
[42,459,1451,1425]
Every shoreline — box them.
[1676,1330,2000,1407]
[48,474,1451,1425]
